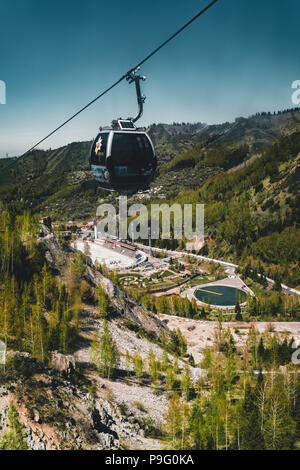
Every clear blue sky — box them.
[0,0,300,157]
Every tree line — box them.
[164,323,300,450]
[0,209,81,362]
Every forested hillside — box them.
[0,110,300,450]
[150,130,300,288]
[154,108,300,196]
[165,324,300,450]
[0,208,81,358]
[0,108,300,220]
[0,208,300,450]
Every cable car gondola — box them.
[90,68,157,191]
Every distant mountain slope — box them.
[0,141,92,186]
[0,108,299,221]
[154,109,300,196]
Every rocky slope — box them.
[0,225,188,450]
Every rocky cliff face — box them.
[0,362,155,450]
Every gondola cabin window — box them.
[91,133,109,165]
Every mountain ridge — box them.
[0,108,300,222]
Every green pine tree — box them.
[0,403,29,450]
[90,320,118,378]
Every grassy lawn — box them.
[186,276,211,288]
[150,270,176,280]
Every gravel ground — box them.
[161,315,300,364]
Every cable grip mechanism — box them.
[126,67,146,123]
